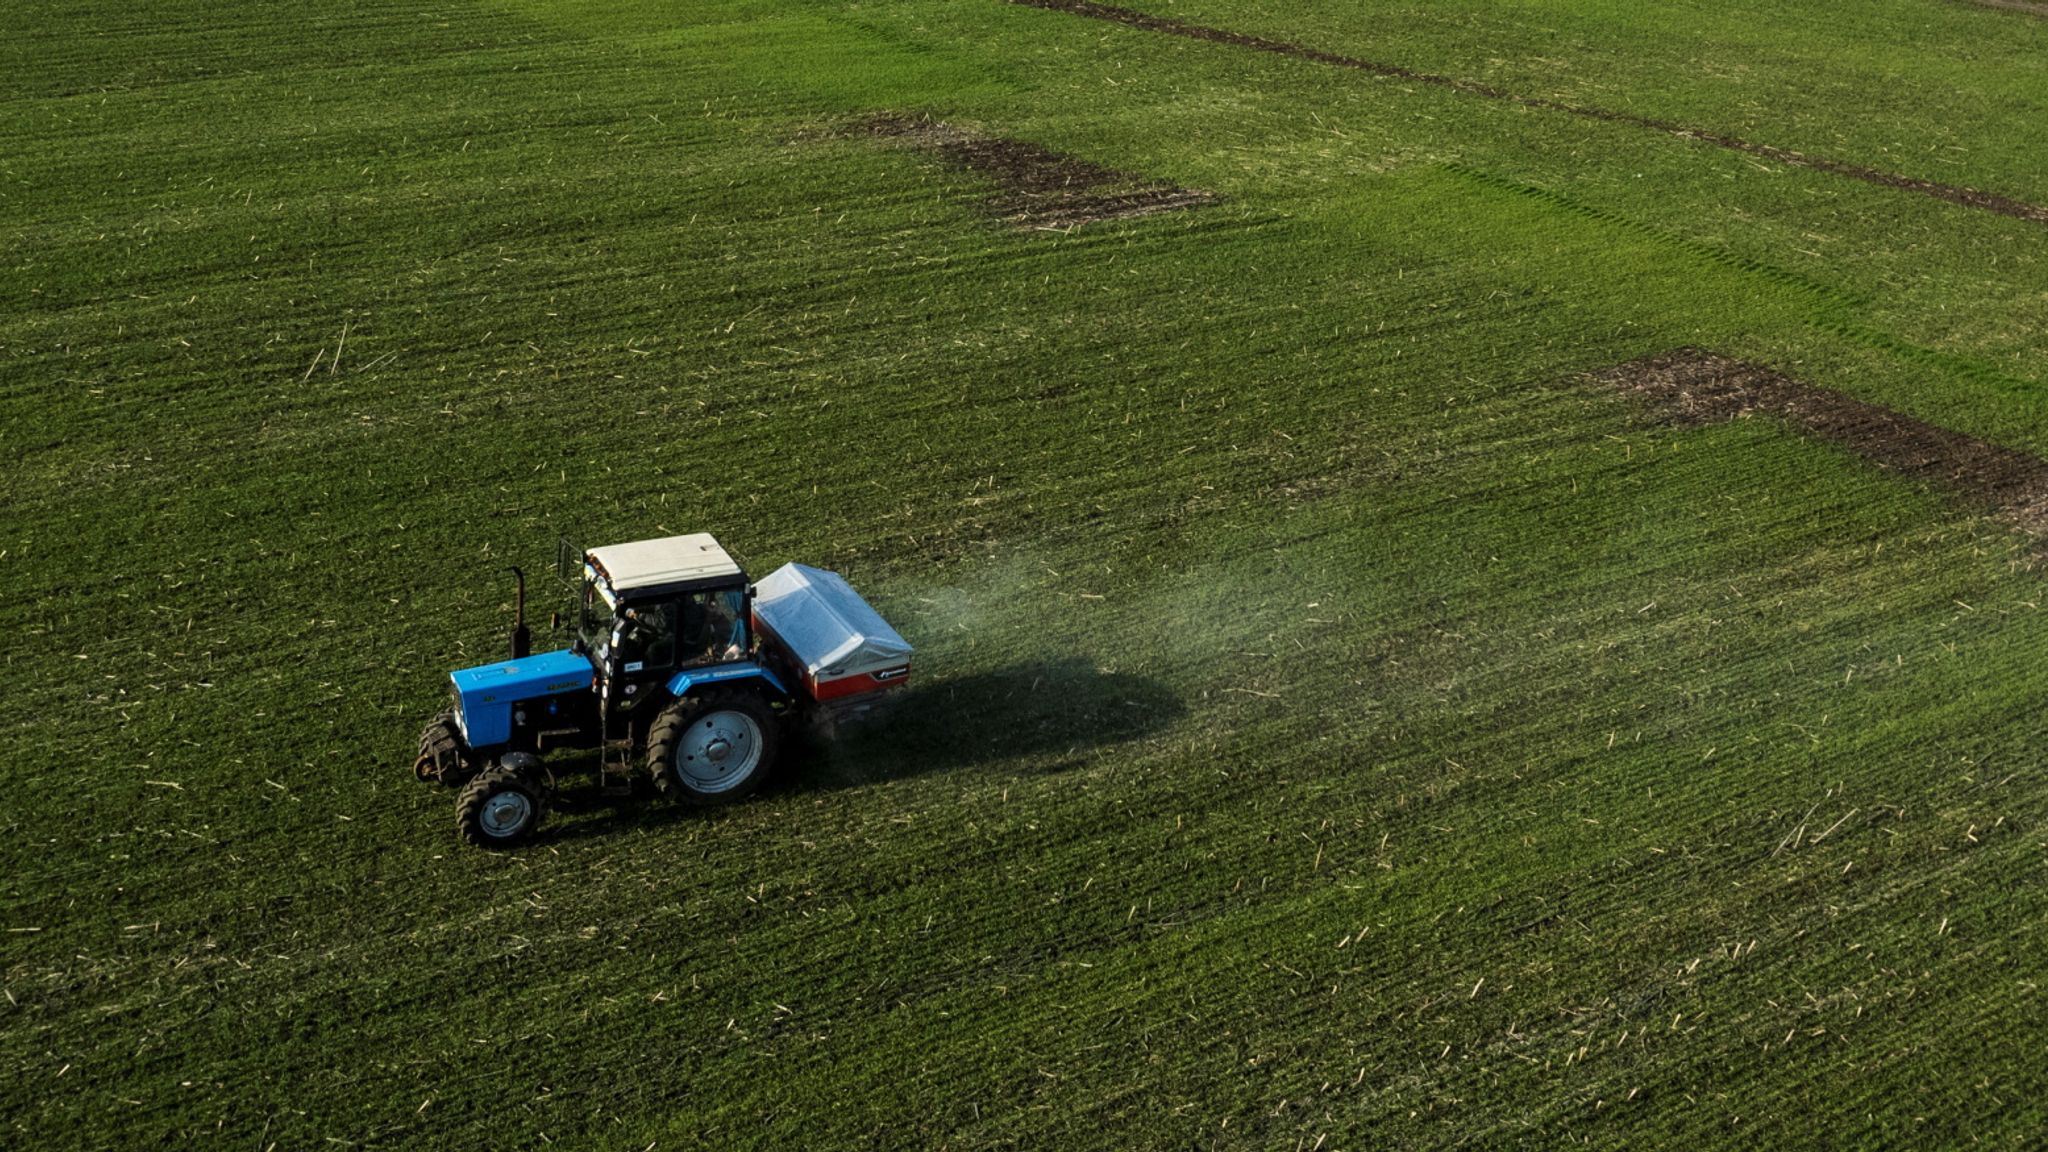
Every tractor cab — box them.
[577,534,753,707]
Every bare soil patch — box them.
[1971,0,2048,16]
[859,113,1216,228]
[1593,349,2048,535]
[1010,0,2048,226]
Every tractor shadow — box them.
[540,660,1182,842]
[783,658,1185,792]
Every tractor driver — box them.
[681,590,746,665]
[616,604,675,669]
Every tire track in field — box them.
[1008,0,2048,226]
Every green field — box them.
[7,0,2048,1145]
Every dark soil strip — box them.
[1972,0,2048,16]
[1009,0,2048,226]
[861,113,1216,228]
[1593,349,2048,535]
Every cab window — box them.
[615,603,676,671]
[679,589,747,666]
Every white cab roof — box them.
[587,533,741,591]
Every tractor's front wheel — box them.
[415,711,473,787]
[455,765,546,848]
[647,691,779,804]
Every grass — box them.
[4,0,2047,1146]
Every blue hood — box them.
[449,648,592,747]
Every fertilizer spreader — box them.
[414,533,912,847]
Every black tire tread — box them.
[414,711,473,787]
[646,690,779,805]
[455,765,545,849]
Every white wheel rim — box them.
[677,709,764,793]
[479,790,533,838]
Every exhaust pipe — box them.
[507,566,531,660]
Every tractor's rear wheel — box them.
[455,765,546,848]
[648,691,779,804]
[414,711,473,787]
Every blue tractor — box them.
[414,533,913,848]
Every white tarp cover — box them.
[754,563,913,678]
